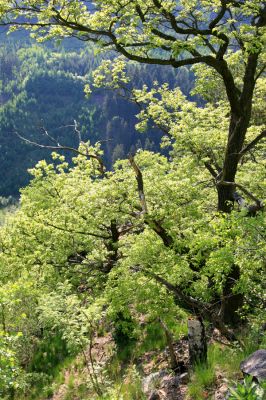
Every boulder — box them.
[143,370,182,400]
[161,374,180,389]
[240,349,266,382]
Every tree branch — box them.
[43,221,111,239]
[220,181,260,204]
[14,130,105,175]
[131,265,239,342]
[129,156,174,247]
[129,156,148,214]
[238,130,266,159]
[255,64,266,81]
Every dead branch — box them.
[128,156,148,214]
[14,128,105,175]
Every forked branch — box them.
[129,156,174,247]
[14,127,105,175]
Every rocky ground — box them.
[48,331,266,400]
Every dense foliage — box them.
[0,71,265,397]
[0,1,265,398]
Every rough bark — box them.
[187,317,207,366]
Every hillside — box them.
[0,2,265,400]
[0,35,194,196]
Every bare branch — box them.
[131,265,205,310]
[43,221,111,240]
[129,156,174,247]
[204,162,219,178]
[129,156,148,214]
[14,130,105,175]
[239,130,266,159]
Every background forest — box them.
[0,32,194,196]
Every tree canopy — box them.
[0,0,265,211]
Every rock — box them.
[179,372,189,385]
[142,370,169,395]
[161,374,180,389]
[240,349,266,382]
[214,383,229,400]
[143,371,184,400]
[159,375,184,400]
[148,390,161,400]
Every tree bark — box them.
[187,317,207,366]
[221,264,243,326]
[217,183,235,213]
[216,52,259,319]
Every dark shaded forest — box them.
[0,33,194,196]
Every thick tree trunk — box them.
[216,115,248,322]
[216,75,256,317]
[217,52,258,212]
[217,113,250,212]
[217,183,235,213]
[188,317,207,366]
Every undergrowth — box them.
[187,328,266,400]
[14,322,266,400]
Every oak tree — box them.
[0,1,265,335]
[0,0,265,211]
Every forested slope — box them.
[0,35,194,196]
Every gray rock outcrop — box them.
[240,349,266,382]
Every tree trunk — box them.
[217,183,235,213]
[216,106,254,319]
[187,317,207,366]
[218,51,258,212]
[159,318,178,371]
[221,264,243,326]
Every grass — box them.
[20,357,75,400]
[96,364,146,400]
[29,333,70,375]
[17,333,76,400]
[187,360,216,400]
[63,372,81,400]
[187,328,266,400]
[16,321,266,400]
